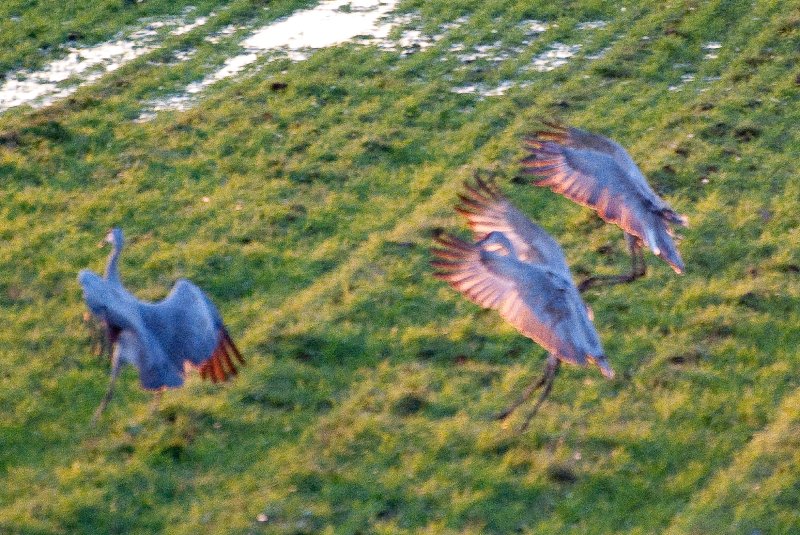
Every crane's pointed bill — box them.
[589,356,615,379]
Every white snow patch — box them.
[483,80,514,96]
[171,16,209,35]
[525,20,550,33]
[452,84,479,94]
[451,80,514,97]
[702,41,722,59]
[530,42,581,71]
[0,12,211,112]
[140,0,472,117]
[576,20,607,30]
[205,24,246,44]
[585,46,612,60]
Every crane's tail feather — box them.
[199,329,245,383]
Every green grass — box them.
[1,0,799,533]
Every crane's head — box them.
[587,354,615,379]
[100,227,124,250]
[477,231,518,259]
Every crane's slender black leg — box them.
[519,358,560,432]
[578,233,647,293]
[149,390,163,416]
[91,350,121,425]
[495,354,559,422]
[631,236,646,279]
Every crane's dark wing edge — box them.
[198,328,245,383]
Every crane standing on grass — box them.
[431,178,614,430]
[521,122,688,291]
[79,228,244,424]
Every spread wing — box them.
[142,279,244,384]
[431,233,609,374]
[520,123,687,273]
[454,177,571,278]
[79,269,186,390]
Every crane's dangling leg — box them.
[495,354,560,426]
[149,390,163,416]
[519,357,561,432]
[578,233,647,293]
[91,348,121,425]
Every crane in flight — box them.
[431,178,613,430]
[521,122,688,291]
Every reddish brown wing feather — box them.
[198,329,245,383]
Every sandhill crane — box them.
[521,122,688,291]
[431,178,613,430]
[79,228,244,423]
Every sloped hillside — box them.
[1,0,798,533]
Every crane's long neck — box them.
[478,231,518,260]
[104,243,122,284]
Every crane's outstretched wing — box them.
[521,123,687,273]
[143,279,244,384]
[79,269,186,390]
[431,233,612,377]
[454,177,571,278]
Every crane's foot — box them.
[149,390,163,417]
[578,271,644,293]
[495,356,560,431]
[579,234,648,293]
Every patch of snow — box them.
[141,0,471,117]
[529,42,581,71]
[171,16,209,35]
[585,46,612,60]
[205,24,246,44]
[451,80,514,97]
[577,20,608,30]
[524,20,550,33]
[0,11,211,112]
[702,41,722,60]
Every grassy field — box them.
[1,0,799,533]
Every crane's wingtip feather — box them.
[197,330,244,383]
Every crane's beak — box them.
[599,363,615,379]
[97,231,113,248]
[588,356,615,379]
